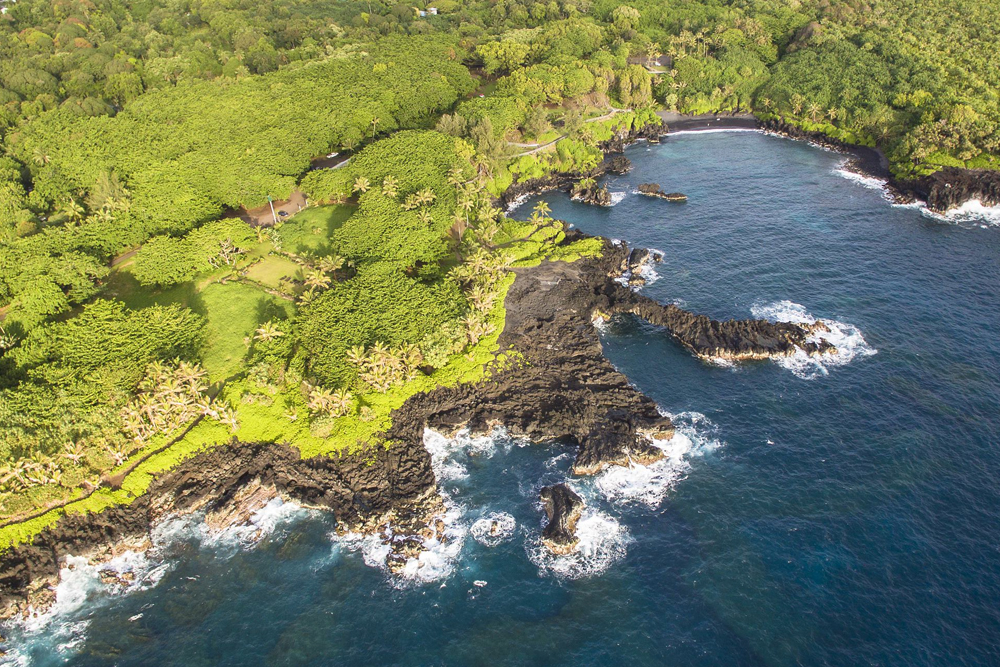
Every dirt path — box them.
[508,108,628,157]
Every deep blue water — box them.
[7,132,1000,666]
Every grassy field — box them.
[245,255,302,289]
[277,204,354,255]
[199,282,295,382]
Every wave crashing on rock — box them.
[751,300,877,379]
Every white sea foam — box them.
[834,166,888,191]
[592,412,723,508]
[471,512,517,547]
[751,300,877,379]
[834,162,1000,227]
[526,508,631,580]
[203,497,310,552]
[2,494,312,664]
[505,193,531,213]
[333,428,521,586]
[609,191,627,206]
[929,199,1000,226]
[4,536,171,664]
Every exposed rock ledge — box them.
[0,232,835,618]
[539,484,584,555]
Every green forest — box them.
[1,0,998,543]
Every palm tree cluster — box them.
[121,359,238,445]
[400,187,437,212]
[303,383,354,417]
[0,451,68,493]
[347,341,424,392]
[289,252,346,302]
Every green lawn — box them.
[278,205,355,255]
[198,281,295,382]
[245,255,302,289]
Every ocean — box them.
[6,131,1000,666]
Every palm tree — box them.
[317,255,345,273]
[346,345,368,369]
[307,385,336,414]
[382,175,398,199]
[791,95,804,115]
[458,196,475,224]
[62,199,85,224]
[417,188,436,207]
[370,341,390,362]
[304,270,332,290]
[761,97,772,110]
[353,176,370,194]
[218,406,239,432]
[401,194,419,211]
[31,147,50,166]
[533,201,552,218]
[418,209,433,224]
[371,116,380,138]
[330,390,353,417]
[807,103,821,123]
[254,321,285,342]
[827,107,838,122]
[62,441,87,466]
[447,167,464,188]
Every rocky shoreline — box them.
[758,118,1000,214]
[0,232,843,620]
[0,117,849,622]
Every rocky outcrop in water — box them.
[605,155,632,175]
[499,154,633,211]
[539,484,584,554]
[599,118,669,154]
[618,296,834,360]
[637,183,687,202]
[573,182,612,206]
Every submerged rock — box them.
[540,484,585,554]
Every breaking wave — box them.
[751,300,877,379]
[526,508,631,580]
[592,412,723,508]
[834,163,1000,227]
[1,500,309,665]
[471,512,517,547]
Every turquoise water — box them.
[7,132,1000,666]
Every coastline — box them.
[3,109,990,625]
[658,112,999,216]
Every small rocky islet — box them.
[637,183,688,202]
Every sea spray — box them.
[592,412,724,508]
[334,428,524,587]
[525,507,631,580]
[471,512,517,547]
[1,497,311,664]
[751,300,876,379]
